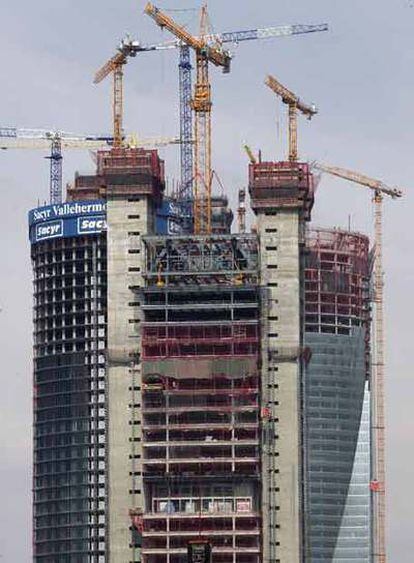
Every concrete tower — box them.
[248,160,314,562]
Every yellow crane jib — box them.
[265,74,317,119]
[94,51,127,84]
[144,2,231,72]
[312,163,403,199]
[265,73,317,162]
[94,52,128,149]
[243,144,257,164]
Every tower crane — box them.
[265,74,317,161]
[0,127,112,204]
[96,36,193,202]
[144,2,231,234]
[94,51,128,149]
[0,126,179,204]
[103,19,327,227]
[313,161,403,563]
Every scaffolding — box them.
[67,147,165,203]
[133,266,262,561]
[305,228,370,337]
[142,234,259,287]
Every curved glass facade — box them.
[303,228,371,562]
[32,233,107,562]
[332,382,371,561]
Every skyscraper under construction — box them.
[30,148,372,562]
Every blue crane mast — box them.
[178,45,193,229]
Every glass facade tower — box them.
[332,382,371,561]
[30,203,107,562]
[303,228,371,562]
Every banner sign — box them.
[156,199,185,235]
[29,200,107,244]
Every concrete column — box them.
[259,209,303,563]
[107,195,153,562]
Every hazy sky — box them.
[0,1,413,560]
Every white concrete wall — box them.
[107,195,153,563]
[259,209,303,563]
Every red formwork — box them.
[97,147,164,179]
[138,286,262,561]
[68,147,165,203]
[141,322,260,359]
[248,160,314,219]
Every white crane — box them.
[0,126,179,204]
